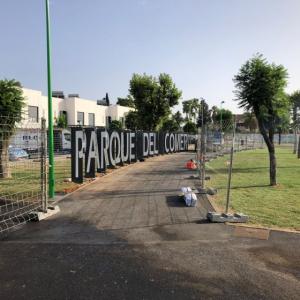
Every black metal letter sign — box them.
[71,128,189,182]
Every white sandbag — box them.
[184,192,197,207]
[181,186,192,194]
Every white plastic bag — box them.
[181,187,197,207]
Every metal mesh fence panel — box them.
[196,118,268,212]
[199,119,300,218]
[0,115,47,235]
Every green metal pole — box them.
[45,0,55,198]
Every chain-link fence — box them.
[201,119,263,213]
[194,117,299,215]
[0,116,47,236]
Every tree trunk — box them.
[256,115,277,186]
[294,131,298,154]
[278,129,281,145]
[268,145,277,186]
[0,139,11,178]
[298,136,300,159]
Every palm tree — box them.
[183,99,199,122]
[290,91,300,128]
[183,100,192,121]
[173,111,184,128]
[289,91,300,153]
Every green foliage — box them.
[161,118,180,132]
[129,73,182,130]
[211,106,218,122]
[197,100,212,127]
[213,108,233,123]
[0,79,25,178]
[56,114,67,128]
[234,54,289,126]
[275,111,290,133]
[125,111,139,130]
[290,90,300,128]
[183,121,197,134]
[116,95,135,108]
[182,98,199,122]
[109,120,123,131]
[0,79,24,121]
[243,112,258,132]
[173,111,184,128]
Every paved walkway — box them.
[65,152,210,229]
[0,152,299,299]
[6,152,211,242]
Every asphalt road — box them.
[0,152,299,300]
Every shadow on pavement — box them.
[0,216,291,300]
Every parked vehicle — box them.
[8,147,29,161]
[10,128,71,154]
[53,129,71,152]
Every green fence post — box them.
[45,0,55,198]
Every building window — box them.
[28,106,39,122]
[88,113,95,126]
[77,111,84,125]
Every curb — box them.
[226,223,300,235]
[205,194,220,212]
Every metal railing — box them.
[0,116,47,236]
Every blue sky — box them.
[1,0,300,113]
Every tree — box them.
[116,95,135,108]
[56,114,67,128]
[129,73,182,131]
[234,54,289,186]
[173,111,184,128]
[183,98,199,122]
[109,120,123,130]
[161,118,180,132]
[243,112,258,132]
[183,121,197,134]
[125,111,139,130]
[289,91,300,153]
[275,111,290,145]
[290,91,300,128]
[197,99,212,127]
[0,79,25,178]
[211,106,218,123]
[213,108,233,123]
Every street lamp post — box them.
[45,0,55,198]
[220,101,225,145]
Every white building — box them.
[21,88,133,128]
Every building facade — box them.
[21,88,133,128]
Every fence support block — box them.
[207,212,248,223]
[29,205,60,221]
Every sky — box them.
[1,0,300,114]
